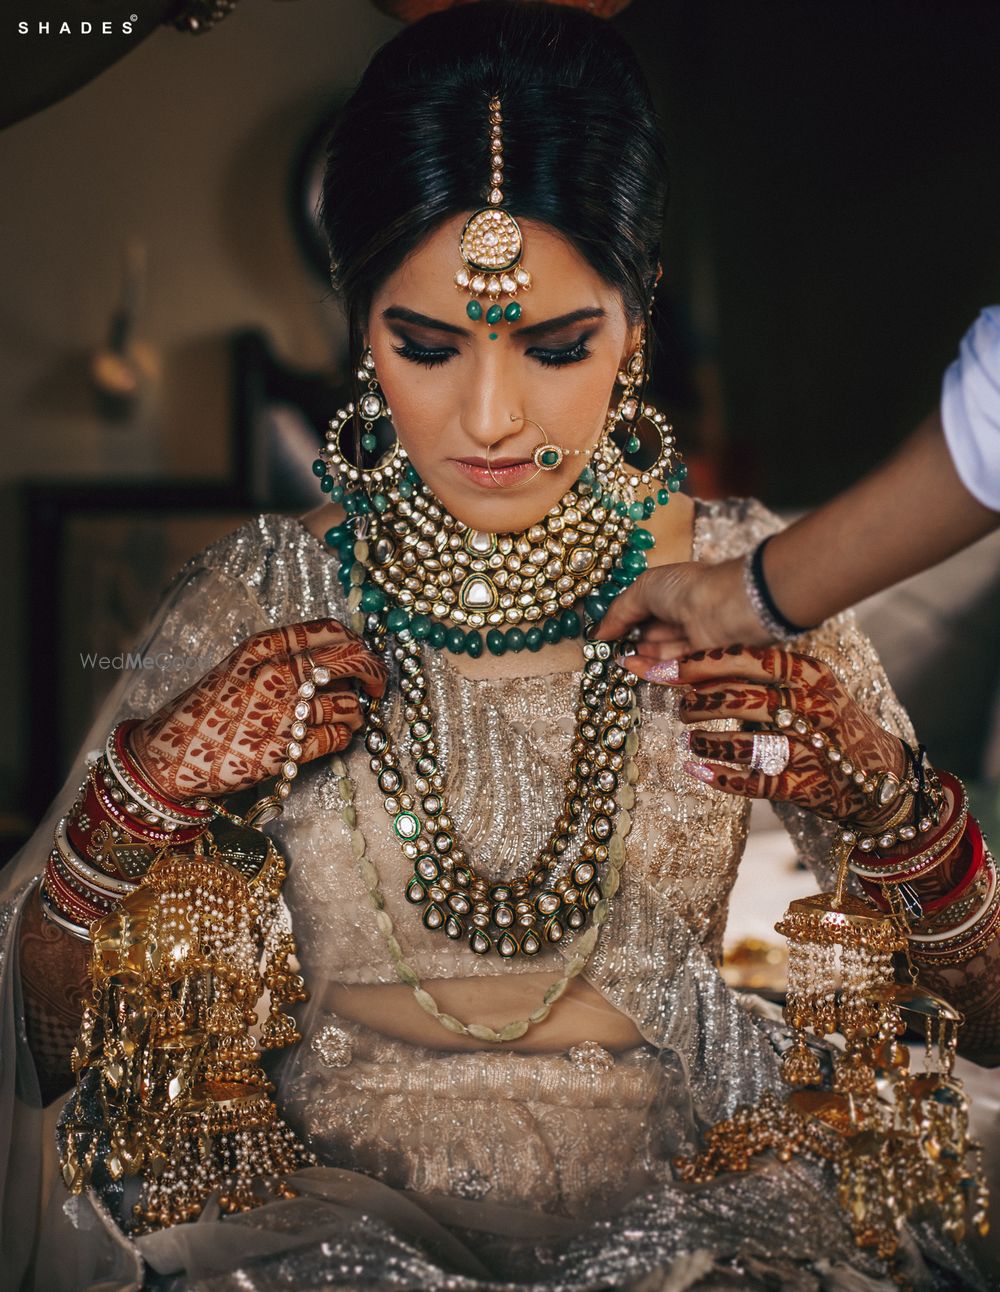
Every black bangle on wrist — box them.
[748,535,818,638]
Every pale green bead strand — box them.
[324,696,638,1043]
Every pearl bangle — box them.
[104,721,212,828]
[38,886,92,941]
[909,857,997,945]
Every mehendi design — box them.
[673,646,906,827]
[129,617,388,800]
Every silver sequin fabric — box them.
[5,500,987,1290]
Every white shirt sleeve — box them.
[940,305,1000,511]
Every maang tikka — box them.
[454,95,532,329]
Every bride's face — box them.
[366,212,641,534]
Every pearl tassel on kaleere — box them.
[56,672,330,1234]
[674,837,989,1281]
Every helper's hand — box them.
[597,558,774,656]
[128,618,387,801]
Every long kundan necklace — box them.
[319,451,679,960]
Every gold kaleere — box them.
[674,839,989,1283]
[58,818,314,1233]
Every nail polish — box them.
[683,760,714,784]
[646,659,680,683]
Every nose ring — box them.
[485,415,593,486]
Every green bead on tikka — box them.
[504,301,521,321]
[486,304,503,325]
[467,301,484,321]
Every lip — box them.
[450,456,536,489]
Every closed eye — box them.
[529,334,594,367]
[390,339,455,368]
[391,332,595,369]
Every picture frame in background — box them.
[231,327,347,512]
[23,482,253,818]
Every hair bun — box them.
[372,0,634,23]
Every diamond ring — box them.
[750,732,791,776]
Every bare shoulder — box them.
[299,501,345,544]
[643,489,696,568]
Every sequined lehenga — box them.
[1,500,996,1292]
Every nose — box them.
[458,355,528,453]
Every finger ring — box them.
[750,732,791,776]
[295,652,330,688]
[769,686,796,730]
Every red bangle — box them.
[67,763,207,875]
[859,816,989,921]
[113,719,213,820]
[920,815,986,915]
[848,771,968,884]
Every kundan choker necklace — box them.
[320,435,681,656]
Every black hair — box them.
[319,0,669,376]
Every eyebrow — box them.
[381,305,607,340]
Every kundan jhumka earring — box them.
[454,95,531,331]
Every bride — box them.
[3,4,996,1289]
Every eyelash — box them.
[390,335,594,369]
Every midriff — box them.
[323,971,647,1053]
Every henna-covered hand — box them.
[628,644,906,827]
[129,617,388,801]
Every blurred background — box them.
[1,0,999,929]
